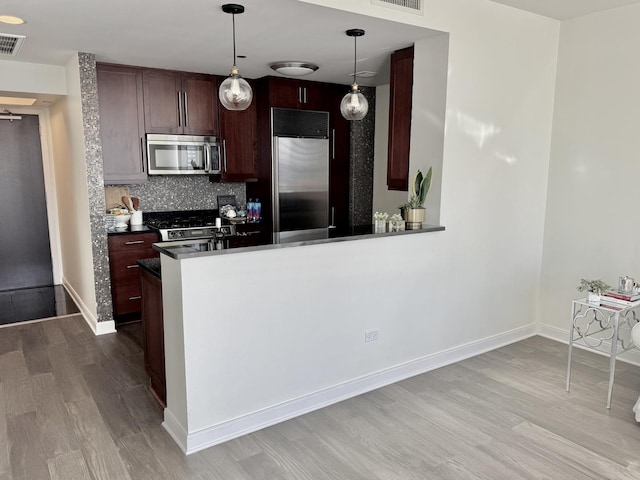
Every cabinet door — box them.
[329,85,351,231]
[299,80,334,111]
[387,46,414,191]
[97,64,147,184]
[140,269,166,406]
[219,80,258,181]
[142,69,182,134]
[268,77,302,109]
[182,73,218,136]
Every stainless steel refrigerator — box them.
[272,108,331,243]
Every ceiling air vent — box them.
[0,33,26,56]
[371,0,423,15]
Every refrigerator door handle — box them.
[329,206,336,229]
[332,129,335,160]
[273,140,280,232]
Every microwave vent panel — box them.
[371,0,423,14]
[0,33,26,56]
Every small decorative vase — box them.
[587,292,600,304]
[406,208,425,230]
[374,219,387,233]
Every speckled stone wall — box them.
[349,86,376,226]
[78,52,113,324]
[127,177,246,212]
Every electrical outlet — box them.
[365,330,379,343]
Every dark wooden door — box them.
[0,114,53,291]
[182,73,217,136]
[329,84,351,231]
[140,268,166,406]
[387,46,414,191]
[97,64,147,184]
[219,79,258,181]
[142,69,182,134]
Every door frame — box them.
[2,107,62,285]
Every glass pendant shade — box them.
[219,4,252,111]
[340,84,368,121]
[219,66,253,111]
[341,28,367,121]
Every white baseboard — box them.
[62,279,115,335]
[171,323,538,455]
[536,322,640,367]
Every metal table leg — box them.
[606,312,620,409]
[566,302,577,393]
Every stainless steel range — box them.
[144,210,236,242]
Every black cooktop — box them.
[143,209,220,229]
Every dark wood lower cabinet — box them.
[140,268,166,407]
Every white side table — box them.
[566,298,640,408]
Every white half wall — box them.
[49,54,99,329]
[539,3,640,331]
[161,234,538,453]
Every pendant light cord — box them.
[232,13,237,66]
[352,35,357,85]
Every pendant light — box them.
[340,29,368,121]
[219,4,252,111]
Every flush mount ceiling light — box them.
[270,61,319,77]
[219,4,252,111]
[340,29,369,121]
[0,15,25,25]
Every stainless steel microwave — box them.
[147,134,221,175]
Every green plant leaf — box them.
[412,170,423,198]
[419,167,432,206]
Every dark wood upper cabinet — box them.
[97,64,147,184]
[387,45,414,191]
[218,79,258,181]
[142,69,218,136]
[267,77,333,111]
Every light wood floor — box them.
[1,315,640,479]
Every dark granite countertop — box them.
[154,223,446,260]
[137,257,161,278]
[107,225,153,236]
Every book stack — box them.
[600,291,640,309]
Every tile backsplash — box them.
[106,176,246,212]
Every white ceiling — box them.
[490,0,640,20]
[0,0,438,88]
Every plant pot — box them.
[587,292,601,304]
[406,208,425,230]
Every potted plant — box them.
[404,167,433,229]
[577,278,612,303]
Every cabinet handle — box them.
[298,87,302,104]
[223,139,228,172]
[126,264,140,269]
[140,137,145,172]
[177,91,182,126]
[125,240,145,245]
[183,91,189,127]
[304,87,308,104]
[332,129,335,160]
[128,296,142,301]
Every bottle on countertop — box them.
[247,198,254,223]
[254,198,262,223]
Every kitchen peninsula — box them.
[155,224,446,454]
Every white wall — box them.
[372,84,407,215]
[539,3,640,335]
[372,32,449,222]
[49,54,99,325]
[0,59,66,96]
[162,0,561,453]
